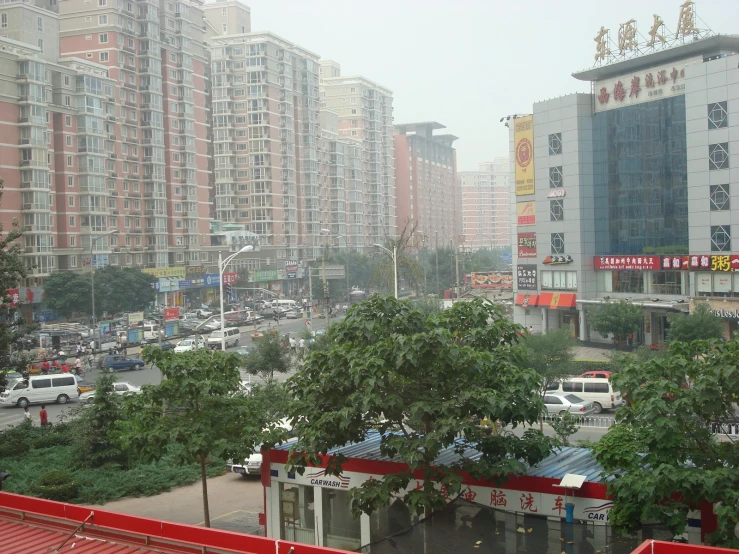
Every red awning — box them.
[515,294,526,306]
[515,294,539,307]
[550,293,577,309]
[539,292,553,306]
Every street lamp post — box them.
[373,243,397,299]
[90,229,119,335]
[218,245,254,351]
[320,229,331,327]
[481,234,495,269]
[336,234,349,302]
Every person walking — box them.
[74,357,83,375]
[61,361,70,374]
[23,406,32,423]
[41,360,50,375]
[39,405,49,426]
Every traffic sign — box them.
[305,319,312,327]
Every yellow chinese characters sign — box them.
[142,266,186,279]
[514,115,535,196]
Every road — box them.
[0,316,331,430]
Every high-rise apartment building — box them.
[458,158,511,250]
[319,60,395,250]
[394,122,458,245]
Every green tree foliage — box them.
[411,295,443,317]
[586,300,643,347]
[666,302,724,343]
[121,347,273,527]
[519,326,576,389]
[242,332,292,382]
[76,373,127,468]
[549,412,580,447]
[43,266,155,319]
[286,295,552,517]
[592,340,739,547]
[0,180,32,387]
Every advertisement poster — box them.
[516,202,536,226]
[517,265,538,291]
[517,233,537,258]
[514,115,535,195]
[470,272,514,289]
[285,260,299,279]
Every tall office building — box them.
[458,158,511,250]
[319,60,395,250]
[394,122,458,246]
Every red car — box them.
[579,370,613,380]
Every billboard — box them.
[517,265,538,291]
[470,272,514,289]
[516,202,536,226]
[593,255,661,271]
[142,266,186,279]
[285,260,298,279]
[514,115,535,195]
[517,233,537,258]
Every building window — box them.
[708,101,728,129]
[551,232,565,254]
[66,156,73,167]
[98,14,107,24]
[37,39,43,52]
[67,176,74,187]
[550,199,564,221]
[70,236,76,247]
[548,133,562,155]
[68,215,75,226]
[37,17,43,31]
[709,143,729,170]
[100,52,109,62]
[549,166,563,188]
[1,14,7,28]
[710,184,730,211]
[711,225,731,252]
[99,33,108,44]
[65,135,72,147]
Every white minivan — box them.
[0,375,79,408]
[545,378,623,414]
[207,327,241,349]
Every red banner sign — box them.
[517,233,537,258]
[164,307,179,321]
[595,254,739,272]
[222,272,238,285]
[593,256,661,271]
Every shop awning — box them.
[550,293,577,309]
[515,294,539,307]
[539,292,553,306]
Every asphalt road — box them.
[0,316,331,430]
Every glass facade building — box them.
[593,96,689,255]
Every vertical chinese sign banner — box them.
[517,233,537,258]
[514,115,535,196]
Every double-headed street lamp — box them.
[218,244,254,351]
[373,243,398,299]
[90,229,119,329]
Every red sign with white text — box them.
[517,233,537,258]
[164,307,179,321]
[593,256,661,271]
[222,272,238,285]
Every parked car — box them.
[546,377,622,414]
[174,337,207,353]
[80,382,141,404]
[230,420,293,477]
[250,326,278,340]
[543,393,595,416]
[234,346,250,360]
[579,370,613,380]
[153,340,176,351]
[74,374,95,395]
[98,355,145,372]
[285,310,300,319]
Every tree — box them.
[75,373,126,468]
[242,333,292,383]
[370,221,424,295]
[586,300,642,347]
[285,295,552,518]
[42,271,91,318]
[519,326,576,389]
[592,340,739,547]
[666,302,723,343]
[411,295,443,317]
[0,180,32,388]
[121,347,272,527]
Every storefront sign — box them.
[164,308,179,321]
[514,115,535,196]
[143,266,186,279]
[593,256,661,271]
[5,289,20,307]
[470,272,514,289]
[223,272,237,285]
[156,277,180,292]
[546,189,566,198]
[204,274,220,287]
[178,280,192,289]
[517,233,537,258]
[128,312,144,325]
[285,260,298,279]
[594,58,697,113]
[517,265,538,291]
[185,266,206,276]
[255,269,279,282]
[516,202,536,226]
[543,255,572,265]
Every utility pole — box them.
[435,231,440,298]
[454,241,460,303]
[322,249,329,327]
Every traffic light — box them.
[224,284,232,299]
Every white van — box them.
[143,324,162,341]
[207,327,241,349]
[0,375,79,408]
[545,378,623,413]
[274,299,297,309]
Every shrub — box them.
[32,470,79,502]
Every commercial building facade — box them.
[459,157,510,250]
[511,33,739,345]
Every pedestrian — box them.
[87,353,95,369]
[23,406,32,423]
[298,338,305,350]
[289,336,297,353]
[61,362,70,373]
[528,325,534,334]
[41,359,50,375]
[39,405,49,426]
[51,359,60,372]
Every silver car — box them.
[543,393,595,416]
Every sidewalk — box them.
[90,472,264,535]
[573,344,613,361]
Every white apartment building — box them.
[458,157,511,251]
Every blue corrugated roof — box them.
[274,431,611,483]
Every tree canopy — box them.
[121,348,275,527]
[242,332,292,383]
[519,326,576,389]
[286,295,552,517]
[592,339,739,547]
[586,300,643,346]
[666,302,724,343]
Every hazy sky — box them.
[241,0,735,171]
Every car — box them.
[285,310,300,319]
[154,340,176,351]
[230,420,293,477]
[74,375,95,395]
[250,326,278,340]
[174,337,206,353]
[234,346,250,359]
[314,328,326,337]
[579,370,613,380]
[543,393,596,416]
[80,382,141,404]
[98,355,145,372]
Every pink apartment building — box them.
[458,158,511,250]
[394,122,458,248]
